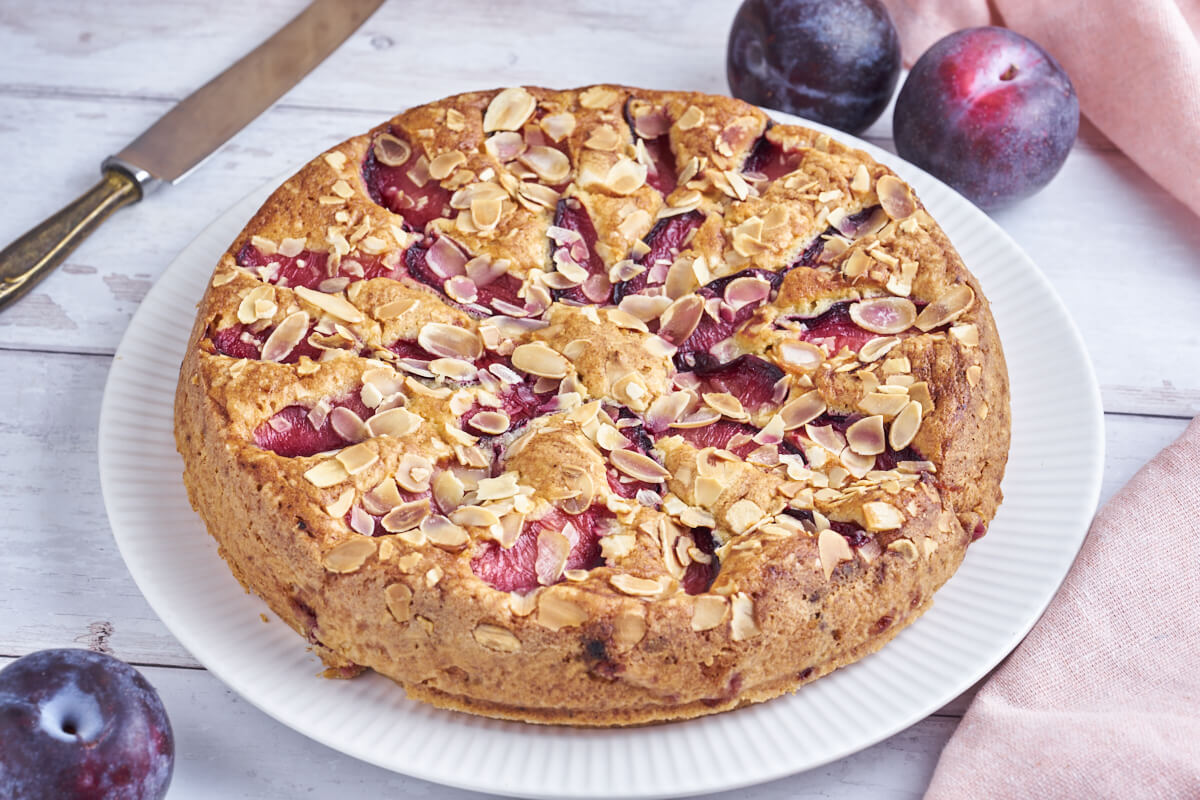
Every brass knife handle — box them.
[0,169,141,312]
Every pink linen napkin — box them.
[923,416,1200,798]
[880,0,1200,219]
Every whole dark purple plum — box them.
[893,26,1079,209]
[727,0,901,134]
[0,649,174,800]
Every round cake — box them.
[174,85,1010,726]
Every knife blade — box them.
[0,0,385,312]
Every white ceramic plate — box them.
[98,112,1104,799]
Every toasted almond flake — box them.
[468,410,510,435]
[753,414,785,445]
[849,297,917,335]
[877,175,916,219]
[730,592,760,641]
[278,237,306,258]
[511,342,569,378]
[889,400,923,450]
[950,322,980,346]
[915,284,975,331]
[418,514,469,548]
[610,573,666,597]
[672,104,704,130]
[858,336,901,363]
[325,487,356,519]
[535,592,587,631]
[658,294,704,345]
[330,179,354,199]
[293,286,362,323]
[608,611,645,648]
[428,150,467,181]
[858,391,911,418]
[888,538,920,563]
[373,133,411,166]
[779,340,825,371]
[483,130,525,162]
[607,308,650,332]
[862,501,904,531]
[966,364,983,387]
[519,145,571,184]
[336,442,378,475]
[610,449,670,482]
[594,424,630,452]
[694,475,724,506]
[703,392,747,421]
[473,623,521,653]
[364,477,404,514]
[690,595,728,631]
[851,163,871,194]
[367,407,421,438]
[780,390,827,429]
[323,538,376,573]
[671,407,721,429]
[383,582,413,622]
[846,415,886,456]
[818,528,854,580]
[450,505,501,528]
[258,310,307,362]
[304,459,348,488]
[584,125,621,151]
[540,111,576,141]
[726,498,765,534]
[417,320,479,359]
[483,87,537,132]
[381,499,431,533]
[329,406,369,443]
[579,85,619,109]
[604,157,648,195]
[236,285,275,325]
[841,448,876,478]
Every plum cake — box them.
[174,85,1010,725]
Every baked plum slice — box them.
[549,198,611,304]
[680,527,718,595]
[605,415,661,500]
[677,353,786,416]
[676,268,782,361]
[362,131,452,231]
[209,321,325,364]
[789,301,881,355]
[461,379,548,437]
[623,97,677,195]
[236,244,399,291]
[252,392,373,458]
[613,210,704,300]
[742,134,800,182]
[471,506,613,594]
[405,236,529,317]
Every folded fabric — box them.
[923,416,1200,798]
[880,0,1200,219]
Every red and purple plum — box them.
[893,26,1079,209]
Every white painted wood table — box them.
[2,1,1197,797]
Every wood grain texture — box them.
[0,0,1197,796]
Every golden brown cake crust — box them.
[174,85,1010,726]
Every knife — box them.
[0,0,385,312]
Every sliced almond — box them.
[676,105,704,130]
[846,415,886,456]
[367,407,421,438]
[579,85,620,109]
[859,391,911,419]
[325,487,356,518]
[858,336,901,363]
[469,410,510,435]
[730,592,760,641]
[336,442,378,475]
[604,157,648,195]
[849,297,917,335]
[613,611,647,648]
[293,286,363,323]
[373,133,412,166]
[473,623,521,653]
[384,583,413,622]
[329,406,369,443]
[726,498,765,534]
[519,146,570,184]
[658,294,704,345]
[237,285,275,325]
[428,150,467,181]
[304,459,348,488]
[889,400,923,450]
[818,528,854,580]
[511,342,569,378]
[877,174,916,219]
[323,538,376,573]
[690,595,728,631]
[536,592,587,631]
[417,322,482,360]
[862,501,904,531]
[914,285,975,331]
[260,310,309,362]
[781,390,827,429]
[420,514,470,548]
[609,449,670,483]
[610,573,666,597]
[381,499,431,533]
[483,87,537,132]
[779,340,825,371]
[887,538,920,563]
